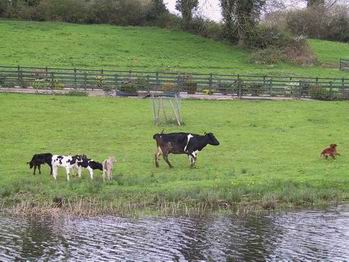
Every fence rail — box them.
[340,58,349,71]
[0,65,349,100]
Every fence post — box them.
[263,75,266,92]
[269,78,273,96]
[114,74,118,93]
[330,81,333,99]
[17,65,21,87]
[209,73,213,89]
[237,74,241,98]
[74,68,77,89]
[156,72,160,90]
[339,58,342,70]
[146,74,150,93]
[50,72,54,92]
[84,72,87,90]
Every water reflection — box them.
[0,206,348,261]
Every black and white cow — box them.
[27,153,53,175]
[51,155,81,181]
[51,154,103,181]
[76,156,103,180]
[153,132,220,168]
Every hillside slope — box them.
[0,20,347,77]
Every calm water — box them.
[1,206,349,261]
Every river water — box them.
[1,205,349,261]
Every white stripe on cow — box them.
[184,134,193,152]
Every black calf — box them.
[27,153,53,175]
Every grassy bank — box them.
[0,19,348,78]
[0,93,348,215]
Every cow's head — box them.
[205,132,220,146]
[330,144,337,148]
[27,161,34,169]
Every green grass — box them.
[1,93,349,214]
[0,19,348,78]
[308,39,349,64]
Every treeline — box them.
[0,0,347,66]
[0,0,174,26]
[266,5,349,43]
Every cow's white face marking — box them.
[184,134,193,152]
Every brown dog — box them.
[321,144,341,159]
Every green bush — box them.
[245,25,293,50]
[65,90,88,96]
[119,80,138,94]
[250,48,283,64]
[248,83,264,96]
[309,85,337,100]
[0,74,6,86]
[161,82,178,93]
[177,74,197,94]
[51,79,64,90]
[32,79,50,89]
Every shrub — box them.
[202,89,214,95]
[0,74,6,87]
[95,75,104,89]
[51,79,64,90]
[32,79,50,89]
[250,48,283,64]
[309,85,337,100]
[177,74,197,94]
[65,90,88,96]
[245,25,293,50]
[248,83,263,96]
[118,80,138,94]
[217,82,233,95]
[189,17,224,40]
[161,82,178,93]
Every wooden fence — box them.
[340,58,349,71]
[0,65,349,100]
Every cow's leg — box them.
[49,164,53,176]
[190,151,198,168]
[163,154,173,168]
[102,168,106,182]
[65,167,70,181]
[87,167,94,180]
[77,166,82,178]
[52,166,58,180]
[155,147,162,168]
[33,165,37,175]
[38,164,41,174]
[108,169,112,181]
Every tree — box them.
[220,0,266,46]
[175,0,199,28]
[147,0,168,21]
[307,0,325,7]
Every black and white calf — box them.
[76,156,103,180]
[27,153,53,175]
[51,154,103,181]
[51,155,81,181]
[153,132,220,168]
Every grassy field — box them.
[0,19,348,78]
[0,93,348,215]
